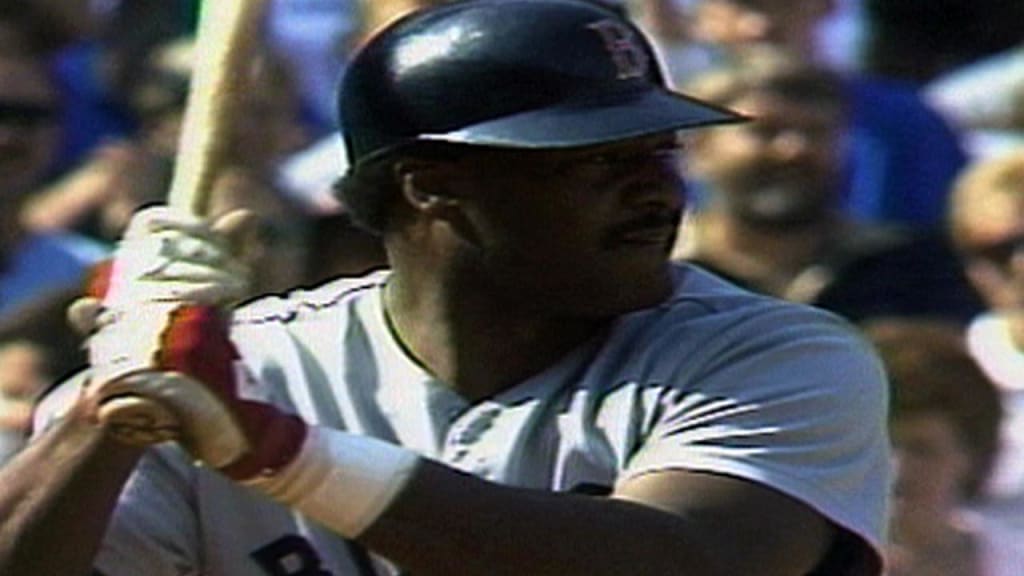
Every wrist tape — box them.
[243,426,421,537]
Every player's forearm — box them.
[244,427,727,575]
[0,409,142,574]
[359,459,723,576]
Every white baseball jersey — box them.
[37,263,890,576]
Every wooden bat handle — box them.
[99,0,269,438]
[169,0,271,214]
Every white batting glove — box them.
[75,206,286,466]
[74,205,307,475]
[79,206,419,535]
[105,206,251,306]
[84,206,251,386]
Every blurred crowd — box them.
[0,0,1022,574]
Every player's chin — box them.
[628,268,675,310]
[594,259,675,315]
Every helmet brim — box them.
[419,87,747,149]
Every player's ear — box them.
[393,157,484,245]
[394,158,462,219]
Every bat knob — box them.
[98,396,181,446]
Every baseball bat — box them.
[97,0,270,441]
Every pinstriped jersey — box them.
[36,263,890,575]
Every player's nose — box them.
[620,151,686,212]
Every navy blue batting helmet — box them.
[338,0,743,168]
[333,0,743,232]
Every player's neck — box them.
[383,275,606,401]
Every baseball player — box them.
[0,1,890,575]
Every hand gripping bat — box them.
[95,0,270,440]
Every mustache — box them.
[602,208,682,245]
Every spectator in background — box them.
[23,36,310,244]
[0,6,109,437]
[21,36,191,242]
[45,0,195,174]
[947,151,1024,541]
[0,340,53,466]
[863,318,1020,576]
[266,0,360,135]
[0,34,107,315]
[640,0,966,227]
[676,54,982,323]
[0,36,62,199]
[0,25,107,380]
[860,0,1024,86]
[924,44,1024,160]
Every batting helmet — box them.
[339,0,741,166]
[335,0,744,230]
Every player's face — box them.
[693,92,843,228]
[445,134,686,318]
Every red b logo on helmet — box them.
[588,19,650,80]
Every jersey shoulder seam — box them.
[232,274,385,327]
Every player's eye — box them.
[578,143,683,168]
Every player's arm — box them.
[0,398,143,575]
[110,309,839,575]
[358,456,833,576]
[129,390,832,576]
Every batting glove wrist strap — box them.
[243,426,421,538]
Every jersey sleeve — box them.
[620,304,890,571]
[92,447,202,576]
